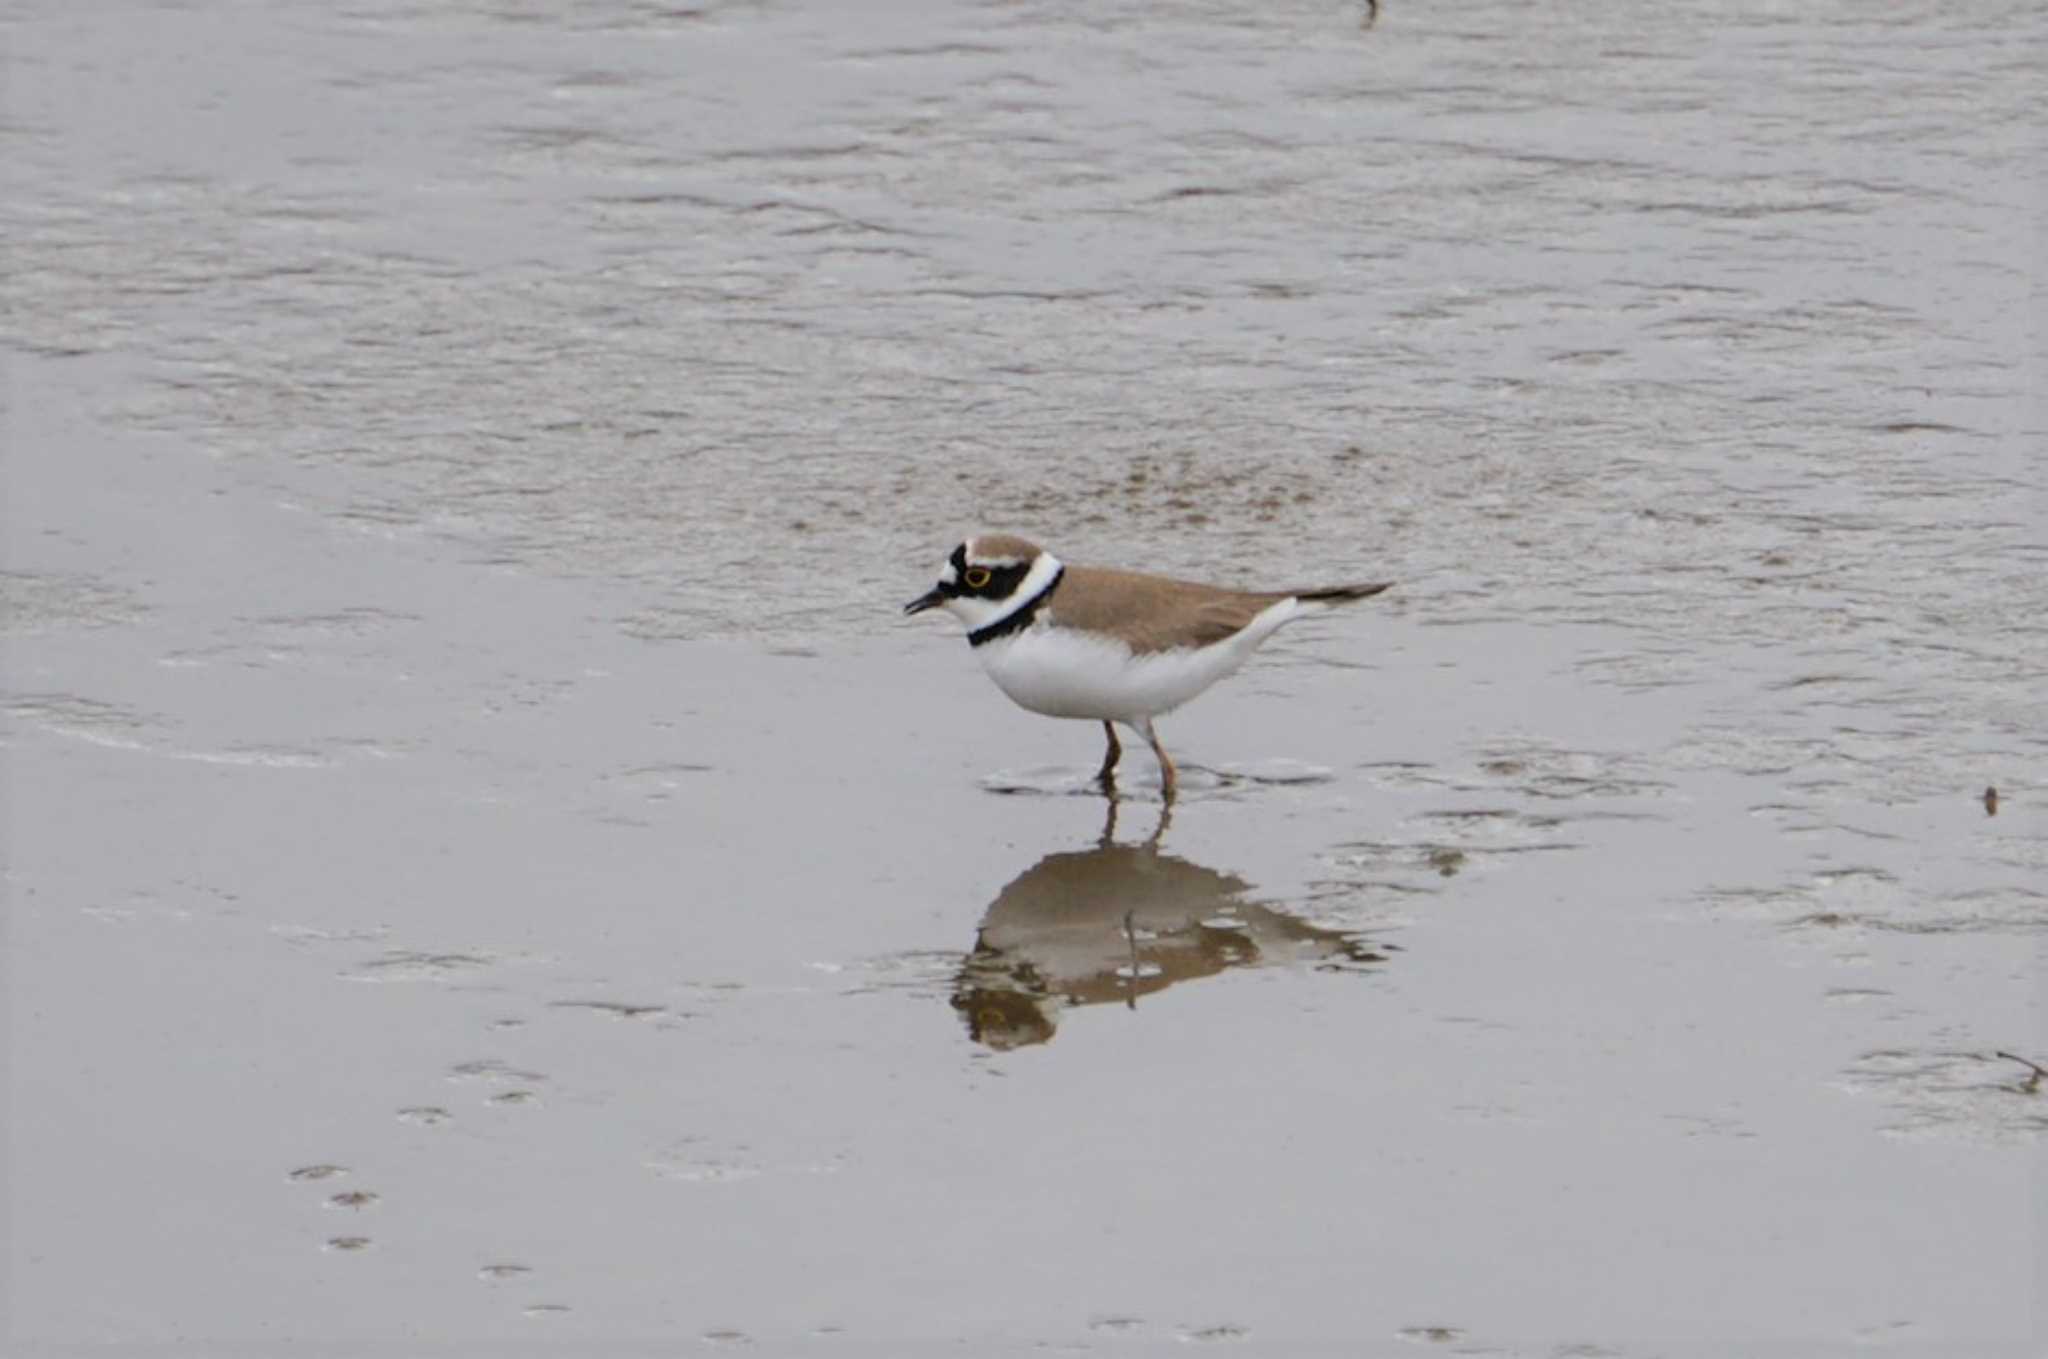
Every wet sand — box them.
[6,1,2045,1354]
[10,348,2041,1351]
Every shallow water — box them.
[5,0,2045,1354]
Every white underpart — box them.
[939,550,1062,634]
[977,595,1302,725]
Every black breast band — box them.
[968,566,1065,648]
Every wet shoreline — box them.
[7,0,2044,1351]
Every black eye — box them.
[963,567,992,589]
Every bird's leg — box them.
[1096,721,1121,790]
[1122,908,1140,1011]
[1139,718,1177,803]
[1144,800,1172,850]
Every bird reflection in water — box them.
[952,801,1388,1049]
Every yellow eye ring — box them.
[963,567,992,589]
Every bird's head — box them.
[903,534,1062,633]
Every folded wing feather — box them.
[1046,567,1390,655]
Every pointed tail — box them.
[1292,581,1392,604]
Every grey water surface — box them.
[4,0,2044,1354]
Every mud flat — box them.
[6,0,2043,1353]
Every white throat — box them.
[943,551,1064,634]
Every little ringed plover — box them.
[905,534,1391,801]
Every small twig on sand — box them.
[1993,1051,2045,1092]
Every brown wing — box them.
[1045,567,1286,654]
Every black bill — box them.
[903,587,947,616]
